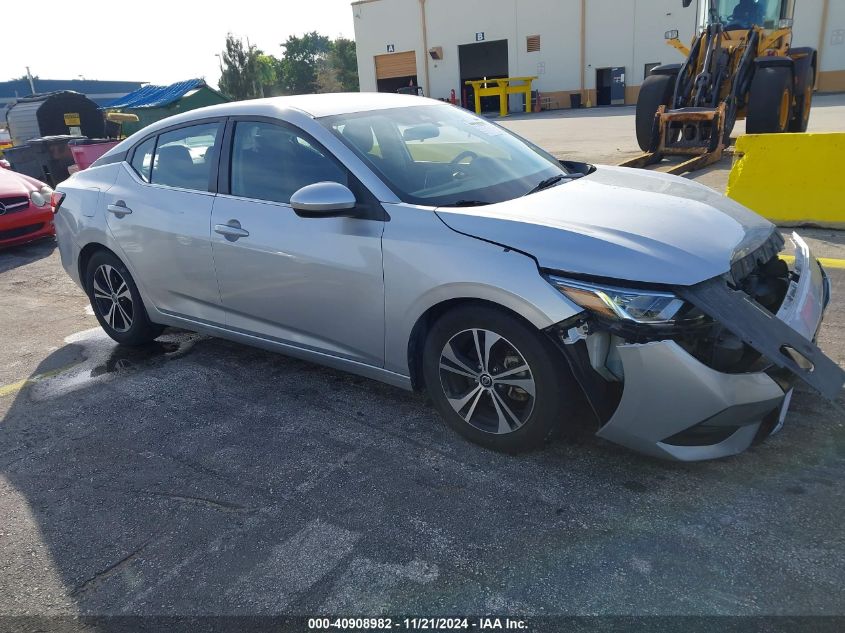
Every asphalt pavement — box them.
[1,101,844,621]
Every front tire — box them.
[746,66,794,134]
[85,250,163,346]
[635,74,675,151]
[422,305,577,453]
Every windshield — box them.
[320,104,566,207]
[714,0,784,29]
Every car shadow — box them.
[1,328,844,617]
[0,237,57,274]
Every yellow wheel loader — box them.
[625,0,816,174]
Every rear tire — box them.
[85,250,164,346]
[422,305,578,453]
[789,65,814,133]
[746,66,794,134]
[635,74,675,151]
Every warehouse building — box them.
[351,0,845,110]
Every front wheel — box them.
[635,74,675,151]
[422,305,578,453]
[746,66,794,134]
[85,250,163,346]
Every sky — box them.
[1,0,356,89]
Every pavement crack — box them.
[69,537,154,597]
[135,489,253,512]
[162,453,280,503]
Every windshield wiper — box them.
[438,200,492,208]
[523,173,584,196]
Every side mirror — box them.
[290,181,357,217]
[665,29,680,40]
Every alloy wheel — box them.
[438,328,536,435]
[92,264,134,333]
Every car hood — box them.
[434,165,776,286]
[0,168,42,196]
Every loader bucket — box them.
[618,103,727,175]
[654,105,726,156]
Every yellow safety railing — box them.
[464,76,537,117]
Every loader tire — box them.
[636,74,675,151]
[746,66,794,134]
[789,64,814,133]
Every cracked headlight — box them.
[548,276,687,324]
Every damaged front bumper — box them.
[590,233,839,461]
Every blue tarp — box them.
[102,79,206,109]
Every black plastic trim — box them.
[90,151,127,168]
[650,63,683,77]
[677,277,845,400]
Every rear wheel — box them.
[746,66,794,134]
[635,74,675,151]
[422,305,578,453]
[85,250,163,346]
[789,65,815,132]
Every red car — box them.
[0,168,56,248]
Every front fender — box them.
[381,203,582,376]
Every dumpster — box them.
[3,135,83,187]
[5,92,104,146]
[69,138,120,171]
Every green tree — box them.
[278,32,331,94]
[255,54,278,97]
[316,38,359,93]
[329,38,359,92]
[218,34,264,100]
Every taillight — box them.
[51,191,66,214]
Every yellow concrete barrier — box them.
[726,132,845,227]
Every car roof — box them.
[269,92,443,118]
[160,92,443,125]
[95,92,449,163]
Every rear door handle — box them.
[107,201,132,216]
[214,222,250,241]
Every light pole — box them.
[25,67,36,94]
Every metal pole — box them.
[817,0,830,90]
[580,0,586,106]
[419,0,431,98]
[25,67,36,94]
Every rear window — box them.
[130,137,155,182]
[149,123,219,191]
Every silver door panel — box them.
[104,165,226,323]
[210,194,386,365]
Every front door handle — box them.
[107,201,132,216]
[214,221,250,241]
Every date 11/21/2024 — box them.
[307,617,528,630]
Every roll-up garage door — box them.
[375,51,417,79]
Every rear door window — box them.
[130,136,156,182]
[150,123,220,191]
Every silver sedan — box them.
[53,93,842,460]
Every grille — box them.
[0,196,29,215]
[0,223,44,240]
